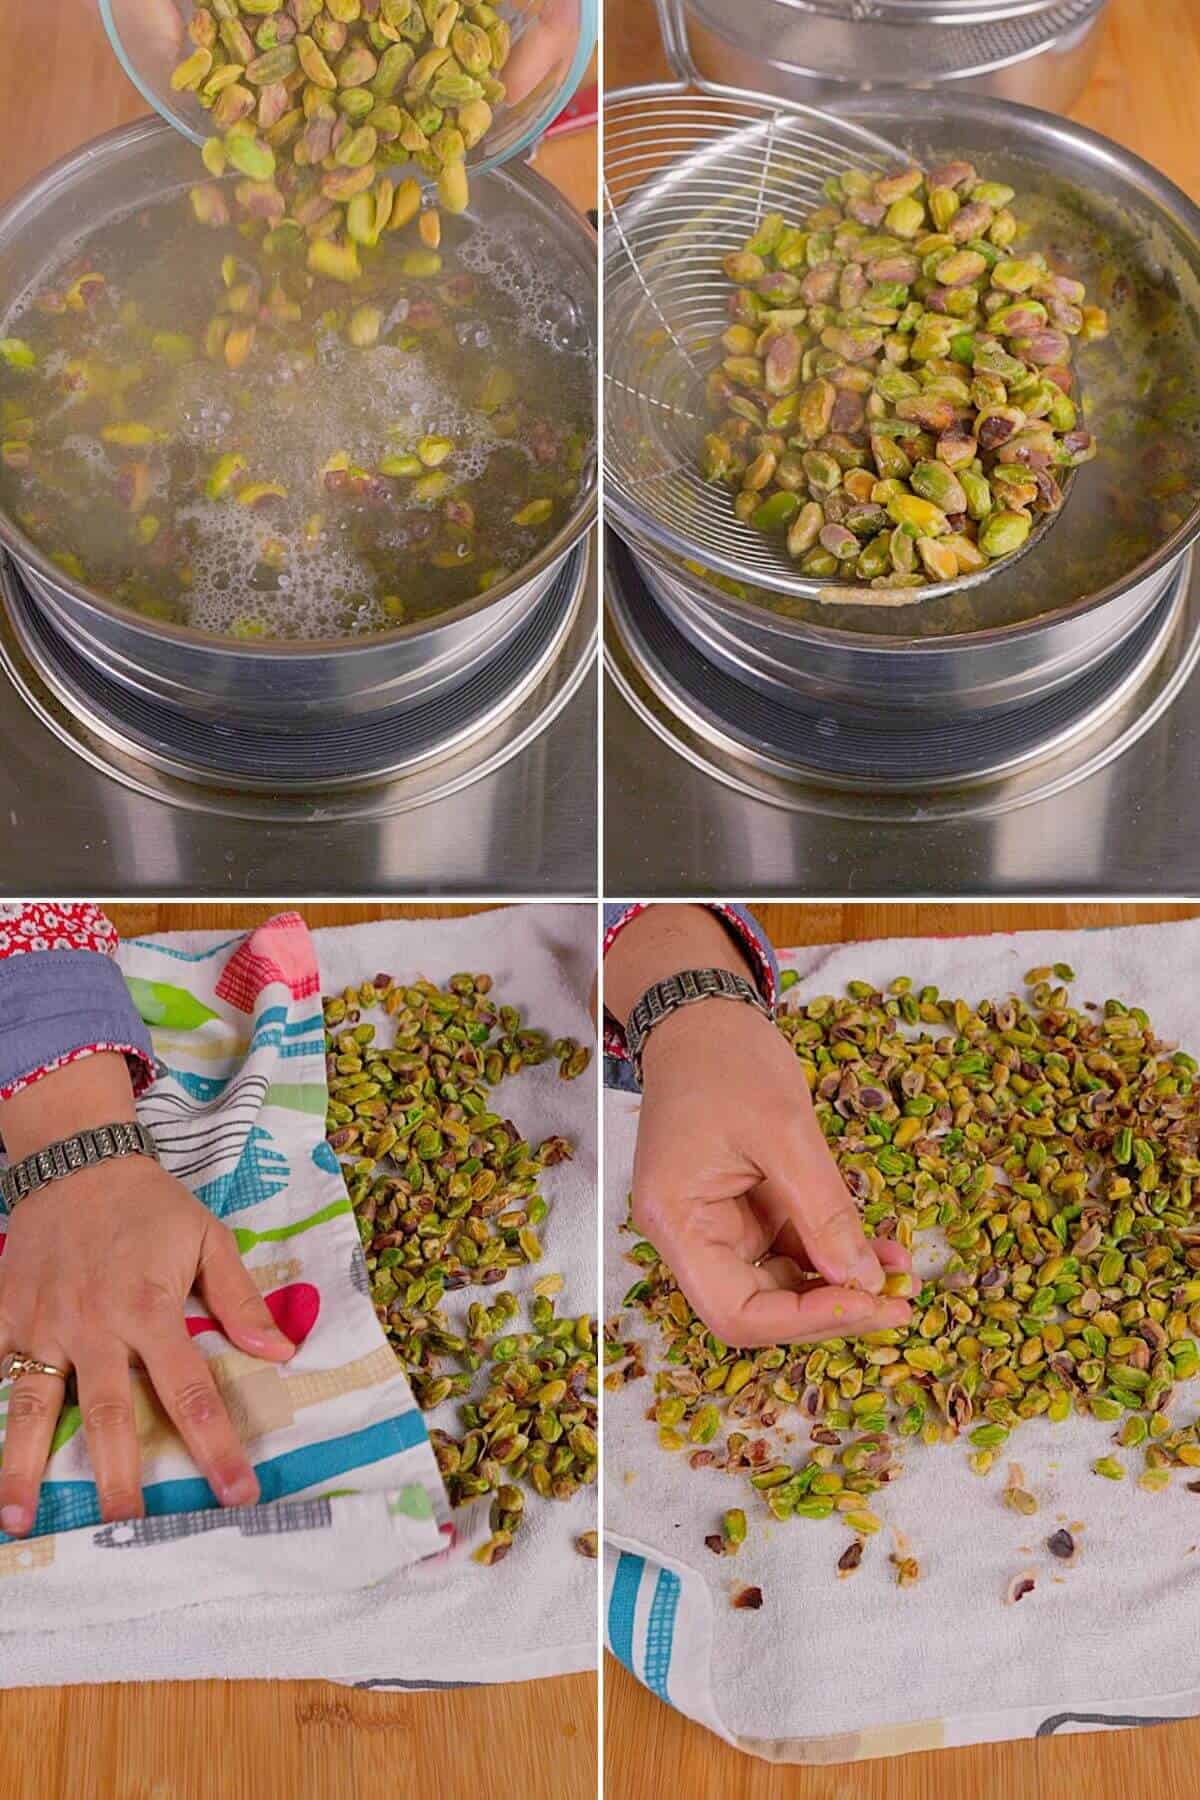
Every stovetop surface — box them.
[0,564,598,897]
[604,541,1200,898]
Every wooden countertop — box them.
[0,903,595,1800]
[606,898,1200,1800]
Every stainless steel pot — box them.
[630,537,1179,719]
[657,0,1110,112]
[0,120,597,730]
[609,89,1200,720]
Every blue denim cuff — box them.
[0,950,154,1100]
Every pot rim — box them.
[694,0,1101,25]
[608,87,1200,655]
[0,117,597,661]
[679,0,1110,89]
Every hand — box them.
[0,1056,294,1538]
[139,0,184,61]
[504,0,581,106]
[631,1000,913,1348]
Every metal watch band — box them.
[626,968,772,1085]
[0,1120,158,1213]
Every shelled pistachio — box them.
[703,161,1108,593]
[176,0,513,280]
[617,968,1200,1548]
[323,968,596,1565]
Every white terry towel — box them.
[605,917,1200,1763]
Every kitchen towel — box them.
[0,904,597,1689]
[605,916,1200,1763]
[0,910,445,1632]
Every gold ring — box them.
[0,1352,70,1383]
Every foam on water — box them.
[459,223,594,360]
[176,498,381,638]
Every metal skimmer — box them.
[603,82,1072,603]
[604,84,905,594]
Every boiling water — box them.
[0,194,594,639]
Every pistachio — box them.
[307,238,362,283]
[977,509,1032,559]
[177,47,221,95]
[322,970,593,1567]
[702,157,1104,590]
[223,132,276,182]
[513,498,554,528]
[347,304,383,348]
[205,451,248,501]
[170,1,511,284]
[236,480,287,507]
[619,967,1200,1561]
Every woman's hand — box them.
[0,1055,294,1537]
[503,0,581,106]
[605,906,912,1350]
[630,1002,913,1348]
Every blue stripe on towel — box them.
[284,1013,324,1039]
[4,1412,430,1544]
[644,1567,680,1700]
[608,1550,644,1673]
[126,936,244,961]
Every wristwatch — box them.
[626,968,773,1085]
[0,1120,159,1213]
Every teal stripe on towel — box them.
[608,1550,644,1673]
[3,1412,430,1544]
[126,936,244,961]
[644,1567,680,1700]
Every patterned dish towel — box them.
[0,912,445,1630]
[0,905,597,1689]
[606,918,1200,1763]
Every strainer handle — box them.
[652,0,699,80]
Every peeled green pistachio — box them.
[701,156,1103,591]
[622,968,1200,1549]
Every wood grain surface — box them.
[605,899,1200,1799]
[0,902,597,1800]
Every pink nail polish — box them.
[1,1505,30,1535]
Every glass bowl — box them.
[99,0,597,175]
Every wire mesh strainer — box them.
[603,81,1073,604]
